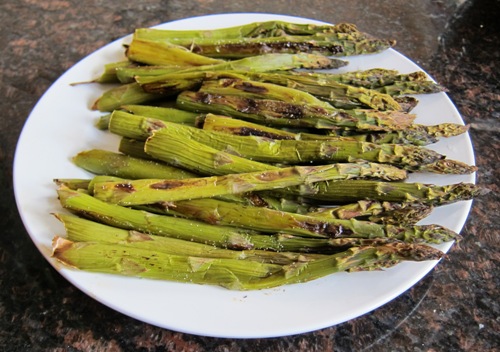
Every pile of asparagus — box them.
[53,20,485,290]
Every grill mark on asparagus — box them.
[189,41,344,56]
[150,180,186,190]
[115,183,135,193]
[233,81,269,94]
[236,126,294,139]
[145,119,166,134]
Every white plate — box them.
[13,13,475,338]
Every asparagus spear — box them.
[118,137,155,160]
[52,237,443,290]
[307,200,433,226]
[108,110,166,141]
[108,53,347,87]
[73,149,198,180]
[283,69,446,94]
[135,21,393,59]
[144,196,455,241]
[146,123,278,175]
[411,159,477,174]
[241,242,443,289]
[92,83,163,112]
[177,91,415,132]
[115,65,186,84]
[59,174,430,228]
[93,61,139,83]
[135,118,445,170]
[118,115,473,174]
[167,35,353,58]
[126,38,225,66]
[166,34,396,58]
[121,105,203,126]
[144,123,407,179]
[91,160,405,206]
[134,21,365,42]
[52,237,283,290]
[202,113,470,146]
[376,80,447,96]
[347,123,470,146]
[202,113,302,140]
[176,91,346,130]
[55,213,325,264]
[279,179,486,205]
[145,76,332,109]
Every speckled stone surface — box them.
[0,0,498,351]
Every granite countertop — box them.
[0,0,498,350]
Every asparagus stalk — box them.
[147,76,333,109]
[376,80,447,95]
[202,113,469,146]
[137,118,444,170]
[52,237,443,290]
[411,159,477,174]
[93,60,139,84]
[92,83,163,112]
[120,116,473,174]
[73,149,198,180]
[202,113,302,140]
[161,34,396,58]
[117,137,153,160]
[284,69,446,94]
[134,21,365,42]
[307,200,433,226]
[55,213,325,264]
[91,160,405,206]
[108,110,166,141]
[144,123,407,179]
[135,21,393,59]
[126,38,225,66]
[167,35,351,58]
[52,237,283,290]
[202,113,353,141]
[144,196,455,241]
[121,105,203,126]
[279,179,486,205]
[176,91,350,130]
[146,123,278,175]
[177,91,415,132]
[347,123,470,146]
[115,53,347,85]
[116,65,186,83]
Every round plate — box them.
[13,13,475,338]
